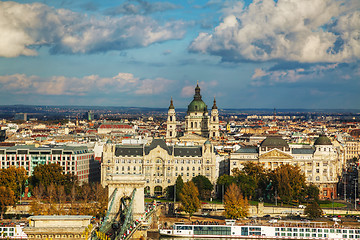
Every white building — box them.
[229,135,342,199]
[101,138,218,196]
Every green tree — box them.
[30,163,77,198]
[305,201,323,219]
[232,169,256,199]
[231,162,271,200]
[217,174,235,200]
[31,163,65,188]
[0,167,28,200]
[224,183,249,219]
[165,185,175,200]
[270,164,306,204]
[179,181,200,219]
[0,186,15,219]
[242,162,266,183]
[175,175,184,201]
[191,175,213,200]
[306,184,320,202]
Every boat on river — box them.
[159,219,360,239]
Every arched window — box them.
[170,116,173,121]
[316,176,320,181]
[191,122,193,128]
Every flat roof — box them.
[28,215,92,220]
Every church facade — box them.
[166,83,220,142]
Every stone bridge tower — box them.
[101,143,146,219]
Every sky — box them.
[0,0,359,109]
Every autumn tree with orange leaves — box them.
[224,183,249,219]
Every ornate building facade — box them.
[230,135,342,199]
[166,83,220,142]
[101,138,218,196]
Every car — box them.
[332,217,341,222]
[298,205,306,209]
[263,214,271,218]
[268,219,278,223]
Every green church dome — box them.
[188,99,208,112]
[187,83,208,113]
[314,134,332,145]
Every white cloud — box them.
[0,2,186,57]
[135,78,173,94]
[181,85,195,97]
[189,0,360,63]
[0,73,173,96]
[251,63,339,85]
[104,0,181,16]
[181,81,210,97]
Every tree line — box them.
[218,162,320,205]
[0,164,107,219]
[166,162,322,219]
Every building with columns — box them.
[166,83,220,142]
[230,135,343,199]
[101,138,218,196]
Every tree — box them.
[165,185,175,200]
[30,163,77,199]
[30,184,45,215]
[31,163,65,189]
[224,183,249,219]
[0,186,15,219]
[233,171,257,199]
[179,181,200,219]
[0,167,28,200]
[231,163,271,200]
[175,175,184,201]
[270,164,306,204]
[306,184,320,202]
[217,174,235,200]
[90,183,108,218]
[191,175,213,200]
[305,201,323,219]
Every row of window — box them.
[275,228,360,234]
[108,159,211,164]
[116,166,141,171]
[0,156,89,161]
[112,159,213,165]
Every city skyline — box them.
[0,0,359,109]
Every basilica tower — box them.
[209,97,220,138]
[166,97,177,140]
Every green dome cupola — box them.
[187,82,208,113]
[314,134,332,145]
